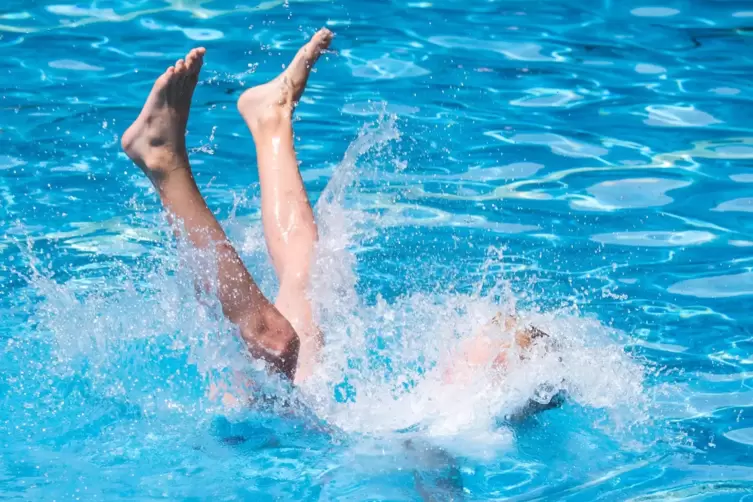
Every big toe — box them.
[186,48,206,74]
[306,29,333,58]
[312,27,333,48]
[289,28,333,75]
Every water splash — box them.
[301,115,651,452]
[9,114,654,463]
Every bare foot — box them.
[122,47,206,182]
[237,28,333,132]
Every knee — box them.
[264,313,300,379]
[240,310,300,380]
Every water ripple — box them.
[2,0,753,499]
[669,272,753,298]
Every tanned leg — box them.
[122,48,299,379]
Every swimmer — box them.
[121,28,549,388]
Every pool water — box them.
[3,0,753,499]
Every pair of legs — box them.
[121,29,334,383]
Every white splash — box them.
[297,116,649,448]
[18,114,651,457]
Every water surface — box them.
[3,0,753,500]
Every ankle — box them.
[143,150,190,179]
[147,162,192,194]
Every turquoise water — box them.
[3,0,753,499]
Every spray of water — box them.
[280,115,651,454]
[12,114,653,459]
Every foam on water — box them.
[10,115,655,463]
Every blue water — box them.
[3,0,753,499]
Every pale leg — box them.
[237,28,333,383]
[121,48,299,380]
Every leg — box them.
[121,48,299,379]
[237,29,333,383]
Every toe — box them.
[175,59,186,73]
[314,28,334,46]
[186,48,205,74]
[196,47,206,66]
[185,50,197,71]
[156,66,175,85]
[290,30,330,70]
[300,29,332,61]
